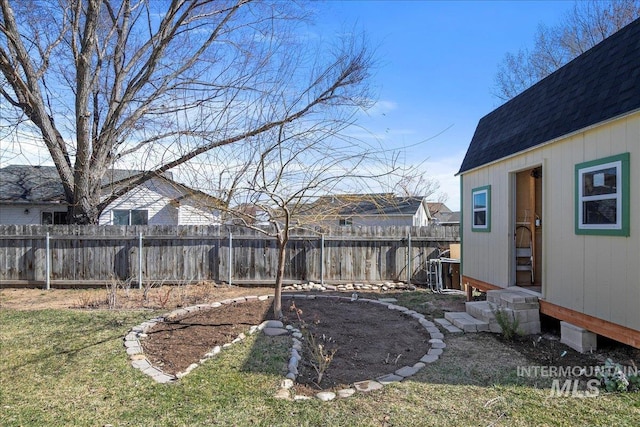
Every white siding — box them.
[413,204,430,226]
[99,178,175,225]
[462,111,640,331]
[178,202,220,225]
[0,204,67,225]
[1,177,220,226]
[99,178,220,225]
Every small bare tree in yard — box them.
[197,120,402,318]
[493,0,640,101]
[153,129,439,318]
[0,0,372,224]
[180,113,448,318]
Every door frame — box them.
[509,164,543,295]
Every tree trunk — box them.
[273,238,287,319]
[68,178,103,224]
[68,200,101,224]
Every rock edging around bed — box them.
[124,293,447,402]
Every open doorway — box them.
[513,166,542,292]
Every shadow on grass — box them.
[236,298,292,377]
[0,310,141,373]
[119,290,612,391]
[1,333,126,373]
[412,333,545,388]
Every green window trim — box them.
[471,185,491,232]
[575,152,630,236]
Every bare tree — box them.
[0,0,372,223]
[239,139,389,317]
[181,114,414,318]
[392,169,443,200]
[181,128,443,318]
[493,0,640,101]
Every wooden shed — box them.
[458,18,640,348]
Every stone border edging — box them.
[274,294,446,401]
[124,289,447,402]
[124,295,274,384]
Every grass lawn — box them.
[1,292,639,426]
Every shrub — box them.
[492,307,522,340]
[289,300,338,387]
[597,359,639,392]
[302,328,337,386]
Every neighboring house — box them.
[0,165,222,225]
[298,193,432,227]
[226,203,271,226]
[457,18,640,348]
[428,202,460,226]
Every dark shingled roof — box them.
[0,165,66,202]
[303,194,427,217]
[458,18,640,174]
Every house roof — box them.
[432,210,460,224]
[0,165,219,207]
[458,18,640,175]
[0,165,66,202]
[427,202,452,216]
[302,194,429,217]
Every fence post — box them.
[320,233,325,286]
[45,232,50,290]
[407,232,412,283]
[228,232,233,286]
[138,232,143,289]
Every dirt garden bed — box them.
[140,295,432,394]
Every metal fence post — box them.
[407,232,412,283]
[228,232,233,286]
[138,232,143,289]
[320,233,325,286]
[45,232,50,290]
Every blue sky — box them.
[314,1,575,210]
[0,1,575,212]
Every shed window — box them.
[471,185,491,232]
[575,153,629,236]
[113,209,148,225]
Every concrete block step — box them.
[486,289,540,310]
[434,318,463,333]
[444,311,489,332]
[465,301,498,322]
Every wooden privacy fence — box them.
[0,225,460,288]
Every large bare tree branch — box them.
[0,0,373,224]
[96,50,370,212]
[0,0,74,198]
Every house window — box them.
[471,185,491,232]
[339,217,353,226]
[575,153,629,236]
[113,209,148,225]
[41,211,68,225]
